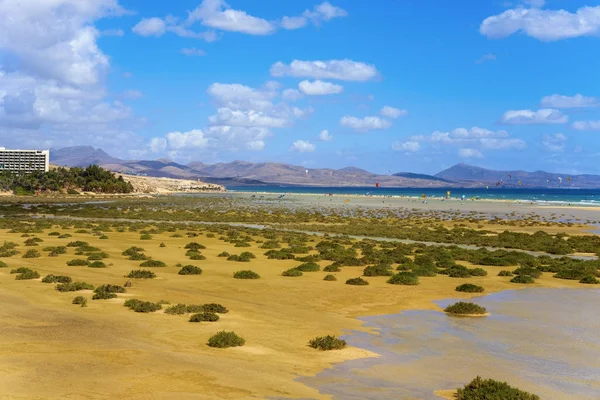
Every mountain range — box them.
[49,146,600,188]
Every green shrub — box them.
[24,237,43,246]
[217,251,230,257]
[140,260,166,268]
[94,284,126,294]
[0,260,6,268]
[444,302,487,315]
[56,282,94,292]
[88,261,106,268]
[202,303,229,313]
[99,235,109,240]
[455,376,539,400]
[387,272,419,285]
[309,335,347,351]
[127,269,156,279]
[510,275,535,284]
[92,291,117,300]
[15,269,40,280]
[207,331,245,348]
[282,268,303,277]
[48,232,61,236]
[455,283,484,293]
[498,270,514,276]
[123,298,162,313]
[323,264,341,272]
[67,259,89,266]
[178,265,203,275]
[188,252,206,260]
[412,265,438,277]
[10,267,32,274]
[513,267,542,279]
[580,275,599,284]
[346,277,369,286]
[206,233,215,238]
[87,252,108,260]
[185,242,206,251]
[363,264,392,277]
[22,249,41,258]
[233,270,260,279]
[58,234,72,239]
[323,274,337,281]
[468,268,488,277]
[189,312,220,322]
[140,234,152,240]
[295,262,320,272]
[67,241,88,247]
[122,246,145,256]
[72,296,87,307]
[42,274,72,284]
[440,265,471,278]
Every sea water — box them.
[300,288,600,400]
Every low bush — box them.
[48,232,61,236]
[217,251,230,257]
[387,272,419,285]
[67,259,89,266]
[123,298,162,313]
[309,335,347,351]
[22,249,41,258]
[140,260,167,268]
[0,260,6,268]
[140,234,152,240]
[444,301,487,315]
[24,237,43,246]
[323,264,341,272]
[72,296,87,307]
[202,303,229,313]
[580,275,599,284]
[233,270,260,279]
[188,252,206,260]
[363,264,392,277]
[10,267,32,274]
[15,269,40,280]
[189,312,220,322]
[126,269,156,279]
[323,274,337,281]
[412,265,438,277]
[455,283,484,293]
[513,267,542,279]
[100,235,109,240]
[295,262,320,272]
[346,277,369,285]
[455,376,539,400]
[42,274,72,284]
[468,268,488,277]
[510,275,535,284]
[56,281,94,292]
[207,331,245,348]
[87,252,109,260]
[178,265,203,275]
[67,241,88,247]
[440,265,472,278]
[88,261,107,268]
[498,270,514,276]
[185,242,206,251]
[43,246,67,254]
[122,246,145,256]
[282,268,303,277]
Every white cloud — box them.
[475,53,496,64]
[499,109,568,125]
[542,133,567,152]
[572,120,600,131]
[181,47,206,56]
[281,16,307,30]
[282,88,303,101]
[459,148,484,159]
[187,0,275,35]
[246,140,265,151]
[101,28,125,37]
[480,5,600,41]
[340,116,392,132]
[209,108,288,128]
[281,2,347,30]
[291,140,316,153]
[380,106,407,119]
[121,90,143,100]
[409,127,526,154]
[392,141,420,152]
[298,80,343,95]
[132,17,166,37]
[540,94,598,108]
[319,129,332,141]
[271,59,379,81]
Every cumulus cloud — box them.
[480,5,600,41]
[298,80,343,95]
[319,129,332,141]
[132,17,166,36]
[208,108,288,128]
[380,106,407,119]
[542,133,567,152]
[271,59,379,81]
[572,120,600,131]
[540,94,598,108]
[340,116,392,132]
[459,148,484,159]
[181,47,206,56]
[281,2,347,30]
[392,141,420,152]
[291,140,316,152]
[187,0,275,35]
[499,109,568,125]
[282,88,303,101]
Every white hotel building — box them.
[0,148,50,173]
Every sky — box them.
[1,0,600,175]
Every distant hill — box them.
[436,163,600,188]
[48,147,600,188]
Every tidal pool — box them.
[301,288,600,400]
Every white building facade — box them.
[0,148,50,173]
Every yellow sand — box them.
[0,228,587,399]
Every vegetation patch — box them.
[88,261,107,268]
[72,296,87,307]
[363,264,392,277]
[15,269,40,280]
[580,275,599,284]
[387,272,419,285]
[22,249,41,258]
[233,270,260,279]
[42,274,72,284]
[282,268,303,277]
[455,376,539,400]
[455,283,484,293]
[123,298,162,313]
[189,312,220,322]
[127,269,156,279]
[510,275,535,284]
[67,259,89,266]
[309,335,347,351]
[294,262,320,272]
[323,274,337,281]
[56,282,94,292]
[323,264,341,272]
[140,260,167,268]
[346,277,369,286]
[207,331,245,348]
[444,301,487,315]
[178,265,203,275]
[498,270,514,277]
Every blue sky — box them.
[1,0,600,174]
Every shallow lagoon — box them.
[302,288,600,399]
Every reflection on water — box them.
[301,288,600,400]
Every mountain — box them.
[436,163,600,188]
[393,172,451,183]
[51,146,122,167]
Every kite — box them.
[376,182,380,188]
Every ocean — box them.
[226,186,600,206]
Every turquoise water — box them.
[301,288,600,400]
[227,186,600,205]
